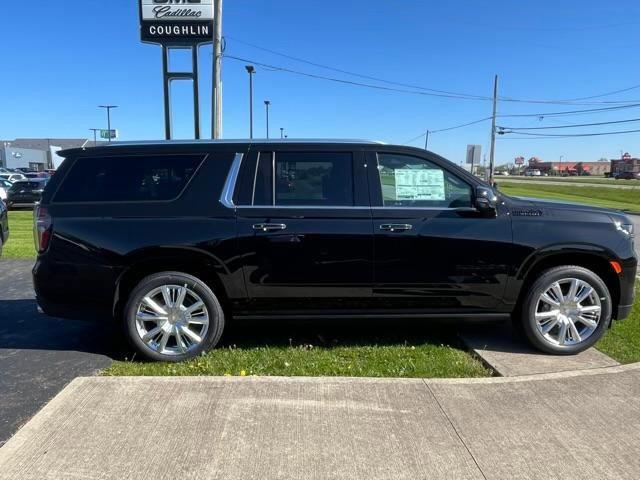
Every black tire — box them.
[124,272,225,362]
[520,266,612,355]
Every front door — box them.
[235,147,373,314]
[367,150,513,312]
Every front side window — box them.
[251,151,354,207]
[54,154,204,203]
[377,153,472,208]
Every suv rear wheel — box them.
[124,272,225,362]
[521,266,612,355]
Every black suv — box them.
[33,140,637,362]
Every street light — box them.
[264,100,271,139]
[245,66,255,139]
[559,155,564,176]
[280,127,284,139]
[98,105,118,142]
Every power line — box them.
[499,128,640,138]
[225,45,640,106]
[224,54,496,101]
[403,117,493,144]
[225,36,492,100]
[498,117,640,131]
[497,103,640,118]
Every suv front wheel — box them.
[124,272,225,362]
[521,266,612,355]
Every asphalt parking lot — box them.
[0,260,114,446]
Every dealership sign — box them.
[139,0,214,45]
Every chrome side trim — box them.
[237,205,463,211]
[220,153,244,209]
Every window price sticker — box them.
[395,169,445,201]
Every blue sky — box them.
[0,0,639,165]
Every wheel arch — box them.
[113,247,238,320]
[513,246,622,318]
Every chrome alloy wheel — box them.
[534,278,602,346]
[134,284,209,356]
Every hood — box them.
[505,194,632,224]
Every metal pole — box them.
[424,130,430,150]
[90,129,99,146]
[488,75,498,184]
[107,110,112,142]
[211,0,223,138]
[192,46,201,140]
[245,66,255,139]
[559,155,563,176]
[280,128,284,139]
[162,47,172,140]
[264,100,270,139]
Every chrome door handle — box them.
[253,223,287,232]
[380,223,413,232]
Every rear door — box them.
[367,149,513,312]
[234,145,373,314]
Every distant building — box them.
[0,138,94,170]
[527,158,610,176]
[610,153,640,176]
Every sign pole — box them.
[192,46,201,140]
[212,0,223,139]
[162,46,172,140]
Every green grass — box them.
[498,176,625,186]
[598,284,640,364]
[103,321,491,378]
[3,211,36,259]
[498,183,640,213]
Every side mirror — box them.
[475,186,498,214]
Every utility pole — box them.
[245,66,255,139]
[559,155,564,176]
[90,129,100,146]
[488,75,498,184]
[264,100,271,139]
[424,130,430,150]
[211,0,223,139]
[99,105,118,142]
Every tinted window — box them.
[377,154,472,208]
[54,154,204,203]
[252,152,273,205]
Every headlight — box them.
[614,220,634,237]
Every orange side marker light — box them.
[610,261,623,275]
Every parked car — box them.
[0,198,8,257]
[0,173,27,183]
[24,172,51,180]
[495,171,510,176]
[0,179,14,201]
[32,140,637,362]
[615,171,640,180]
[6,178,49,209]
[524,169,541,177]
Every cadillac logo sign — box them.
[139,0,214,45]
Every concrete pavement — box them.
[460,323,619,377]
[1,364,639,479]
[0,259,115,446]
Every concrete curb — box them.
[96,360,640,386]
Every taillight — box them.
[34,204,52,253]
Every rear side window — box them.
[249,151,354,206]
[54,154,204,203]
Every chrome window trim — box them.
[237,205,460,211]
[219,153,244,209]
